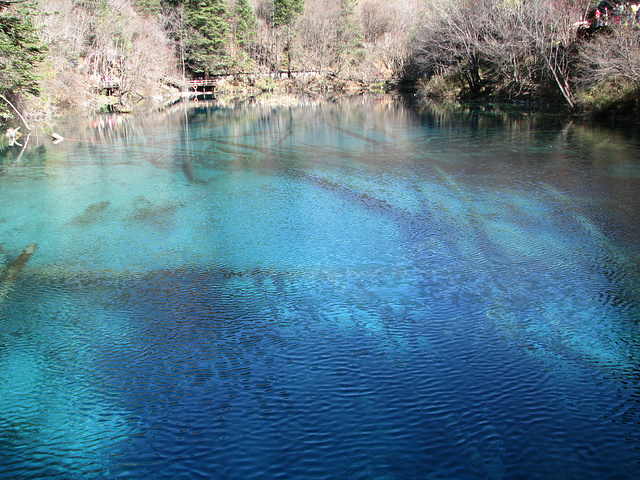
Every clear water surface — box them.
[1,98,639,479]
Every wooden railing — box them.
[184,79,217,88]
[95,70,321,96]
[100,80,120,90]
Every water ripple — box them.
[1,102,640,479]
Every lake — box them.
[1,98,639,479]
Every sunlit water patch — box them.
[1,99,639,479]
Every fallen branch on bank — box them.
[0,93,31,131]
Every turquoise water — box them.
[1,99,639,479]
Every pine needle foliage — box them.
[0,2,47,98]
[273,0,304,29]
[185,0,230,75]
[234,0,257,48]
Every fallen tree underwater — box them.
[0,244,38,307]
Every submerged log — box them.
[69,201,110,225]
[0,244,37,306]
[0,245,5,278]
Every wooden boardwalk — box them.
[100,80,120,89]
[185,79,217,88]
[96,78,121,95]
[96,71,319,96]
[95,78,216,96]
[185,79,217,94]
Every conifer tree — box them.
[0,2,47,99]
[234,0,257,48]
[272,0,304,29]
[185,0,230,75]
[271,0,304,76]
[334,0,364,71]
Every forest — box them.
[1,0,640,122]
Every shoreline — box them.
[4,77,638,144]
[14,75,393,126]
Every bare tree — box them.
[411,0,493,95]
[515,0,585,108]
[579,23,640,90]
[34,0,178,108]
[298,0,341,73]
[117,14,175,104]
[409,0,586,106]
[360,0,393,43]
[358,0,424,79]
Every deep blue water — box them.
[1,99,639,479]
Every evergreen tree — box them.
[334,0,364,71]
[234,0,257,48]
[185,0,230,75]
[133,0,164,15]
[271,0,304,75]
[272,0,304,29]
[0,2,47,98]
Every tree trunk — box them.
[0,94,30,131]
